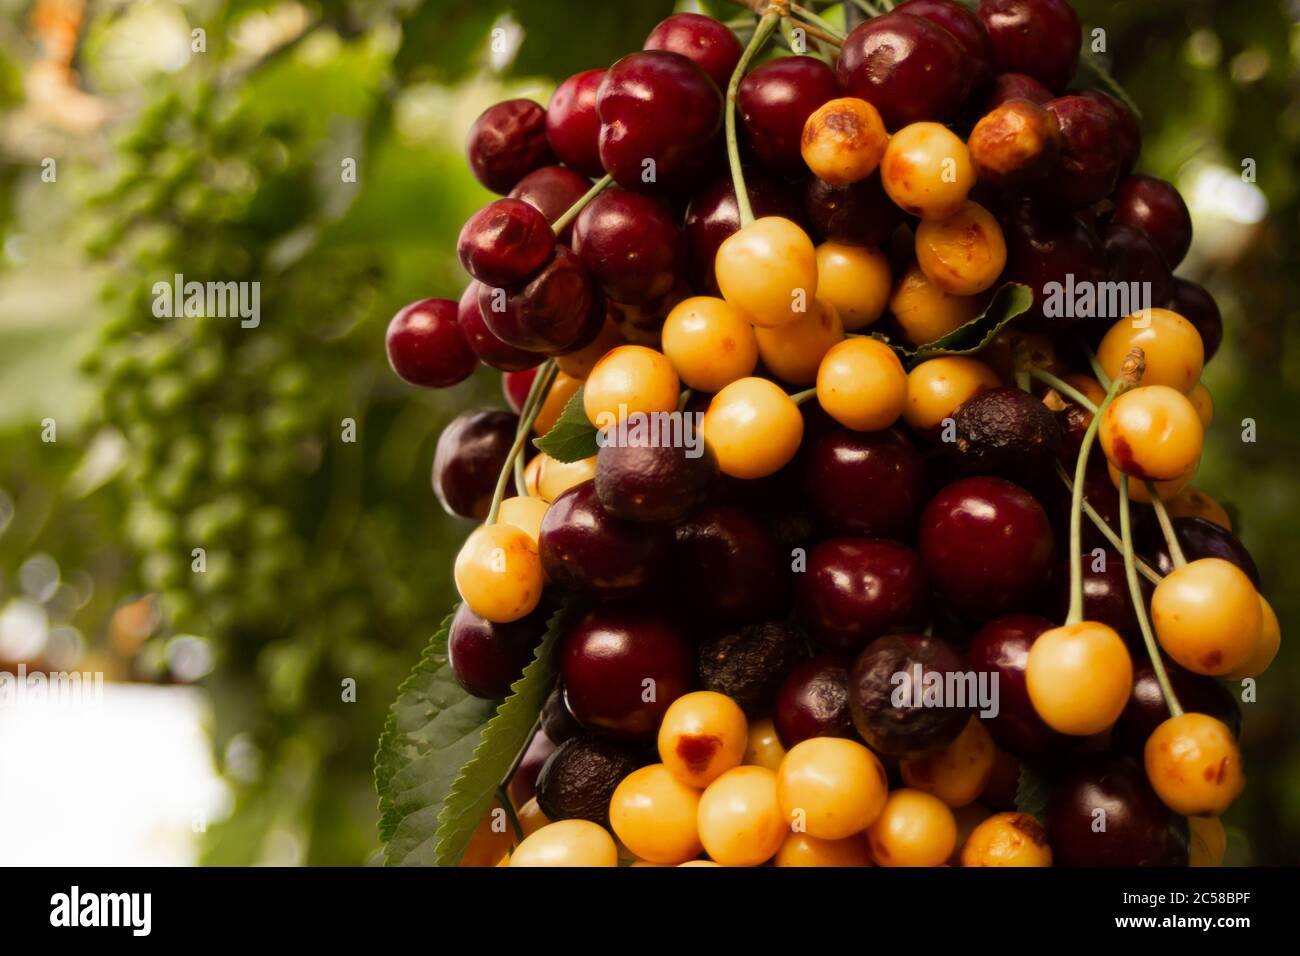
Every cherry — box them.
[541,683,583,745]
[571,188,684,305]
[804,173,905,248]
[501,367,537,414]
[1167,277,1223,362]
[838,13,971,129]
[447,602,546,698]
[1000,201,1106,329]
[560,604,693,738]
[466,98,555,194]
[803,429,927,538]
[431,408,518,520]
[385,297,477,388]
[1145,516,1261,588]
[508,165,592,241]
[985,71,1052,109]
[967,614,1062,754]
[595,440,715,524]
[535,733,643,826]
[507,729,556,809]
[671,505,790,623]
[643,12,742,92]
[919,476,1055,621]
[457,281,543,372]
[478,246,603,355]
[1047,552,1152,645]
[1043,95,1122,209]
[774,655,856,748]
[538,480,669,598]
[1046,753,1188,866]
[738,55,840,174]
[697,621,807,718]
[977,0,1081,93]
[1112,660,1242,755]
[950,386,1063,485]
[596,51,722,194]
[457,198,556,288]
[1112,174,1194,269]
[901,0,995,92]
[1102,222,1173,313]
[796,538,929,653]
[684,171,806,295]
[848,633,969,758]
[1078,89,1140,177]
[545,69,606,178]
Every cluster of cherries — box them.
[385,0,1275,867]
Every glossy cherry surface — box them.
[1145,516,1261,587]
[595,440,715,524]
[457,281,543,372]
[901,0,995,92]
[684,172,806,294]
[967,613,1061,754]
[432,408,518,520]
[977,0,1081,93]
[572,188,684,305]
[797,537,929,652]
[1167,277,1223,362]
[457,198,556,288]
[671,505,790,622]
[538,480,669,598]
[478,246,601,355]
[1102,222,1173,314]
[984,71,1052,109]
[803,429,927,538]
[643,12,742,91]
[385,297,477,388]
[848,633,969,757]
[545,69,606,177]
[838,13,971,129]
[1112,660,1242,755]
[774,655,856,748]
[508,165,592,241]
[1112,174,1194,269]
[466,98,555,194]
[1078,89,1140,176]
[541,683,583,745]
[738,56,840,173]
[804,173,905,248]
[1043,95,1121,210]
[448,602,547,698]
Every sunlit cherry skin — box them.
[900,716,997,808]
[385,298,477,388]
[457,281,543,372]
[1047,753,1188,867]
[1167,277,1223,362]
[538,480,669,599]
[572,189,683,305]
[1145,713,1245,817]
[661,295,758,392]
[967,614,1063,754]
[466,98,555,194]
[1042,95,1122,210]
[774,655,856,748]
[1112,659,1241,755]
[1101,386,1203,483]
[881,122,976,220]
[1079,88,1141,177]
[671,505,790,624]
[431,408,518,520]
[454,523,544,624]
[545,69,606,178]
[560,604,693,739]
[977,0,1081,93]
[916,201,1007,296]
[890,263,980,347]
[849,633,970,758]
[1047,552,1152,646]
[815,243,892,331]
[509,819,618,867]
[643,12,742,92]
[715,216,818,328]
[801,98,890,186]
[838,13,971,130]
[778,737,890,839]
[805,173,905,248]
[919,476,1055,621]
[1097,308,1203,393]
[684,172,807,295]
[457,198,556,288]
[798,538,929,653]
[596,51,722,195]
[1112,174,1194,269]
[901,0,995,92]
[739,56,840,174]
[968,98,1061,191]
[478,246,602,355]
[1102,222,1173,313]
[594,440,715,524]
[904,356,1001,436]
[448,602,546,699]
[984,71,1053,109]
[1000,202,1106,329]
[1146,515,1261,588]
[704,377,805,479]
[1025,621,1133,736]
[508,165,591,241]
[961,811,1052,866]
[803,429,927,538]
[1151,557,1262,676]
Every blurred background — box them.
[0,0,1295,865]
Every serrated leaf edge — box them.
[909,282,1034,362]
[532,386,599,463]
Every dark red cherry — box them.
[1043,95,1121,209]
[457,198,556,287]
[501,367,537,414]
[804,172,905,248]
[478,246,602,355]
[804,429,927,537]
[1046,754,1189,866]
[919,476,1055,621]
[967,613,1061,754]
[978,0,1081,93]
[507,730,556,809]
[572,188,684,305]
[447,602,546,698]
[1167,277,1222,362]
[1102,222,1173,314]
[596,51,723,195]
[797,538,929,652]
[541,684,583,745]
[985,71,1053,109]
[1145,516,1261,588]
[385,297,477,388]
[1047,551,1152,645]
[697,621,807,718]
[643,12,742,92]
[508,165,592,242]
[595,440,715,524]
[456,281,543,372]
[545,69,606,178]
[560,604,693,738]
[848,633,969,758]
[535,733,643,826]
[1001,201,1105,329]
[1077,89,1140,177]
[838,13,971,129]
[466,98,555,194]
[539,480,669,598]
[1112,174,1194,269]
[671,505,790,623]
[774,655,856,748]
[738,55,840,174]
[901,0,995,92]
[431,408,518,520]
[1112,660,1242,756]
[684,171,806,294]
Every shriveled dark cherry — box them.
[572,188,684,306]
[447,602,546,698]
[848,633,969,758]
[478,246,602,355]
[1001,201,1106,329]
[1111,660,1242,755]
[1145,516,1261,587]
[1112,174,1194,269]
[539,480,669,599]
[1043,95,1122,210]
[671,505,790,623]
[796,537,929,653]
[545,69,606,178]
[774,655,856,748]
[501,367,537,414]
[466,98,555,194]
[541,683,582,745]
[804,429,927,538]
[560,604,693,739]
[738,56,840,174]
[805,173,905,248]
[1078,89,1141,178]
[431,408,518,520]
[508,165,592,241]
[507,729,556,809]
[967,613,1062,754]
[1167,277,1223,362]
[535,733,643,827]
[457,198,555,288]
[978,0,1081,93]
[457,281,542,372]
[643,12,743,92]
[385,298,477,389]
[985,71,1053,109]
[1102,222,1174,314]
[685,171,806,294]
[838,12,971,129]
[595,440,715,524]
[697,621,807,718]
[1047,551,1152,645]
[901,0,995,92]
[951,386,1063,485]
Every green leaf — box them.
[1015,759,1051,823]
[433,602,577,866]
[908,282,1034,362]
[374,606,497,865]
[532,386,599,463]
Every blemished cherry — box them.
[1047,552,1152,645]
[1111,659,1241,755]
[1102,222,1174,314]
[919,476,1055,621]
[1145,515,1261,587]
[849,633,970,758]
[457,198,556,288]
[478,246,601,355]
[967,614,1063,754]
[803,429,927,538]
[797,538,929,653]
[1043,94,1122,210]
[950,385,1062,485]
[457,281,543,372]
[535,732,643,827]
[508,165,592,241]
[432,408,518,520]
[571,188,684,305]
[805,173,906,248]
[1001,201,1106,328]
[643,12,742,92]
[560,604,693,738]
[545,69,606,178]
[447,602,546,698]
[466,98,555,194]
[594,440,716,524]
[739,55,840,174]
[967,98,1061,191]
[385,297,477,388]
[984,71,1052,109]
[596,51,722,194]
[977,0,1081,93]
[541,683,583,745]
[1078,89,1141,177]
[684,171,807,294]
[901,0,995,92]
[696,622,806,719]
[538,480,669,599]
[671,505,790,623]
[774,655,856,748]
[1112,174,1194,269]
[1167,277,1223,362]
[838,13,971,130]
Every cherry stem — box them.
[789,4,845,44]
[1119,473,1184,718]
[789,386,818,406]
[489,360,558,524]
[1031,366,1097,412]
[727,8,782,228]
[550,174,613,236]
[1086,346,1112,389]
[1054,461,1163,586]
[1149,491,1189,568]
[497,784,524,842]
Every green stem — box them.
[677,389,693,413]
[726,9,782,228]
[1054,461,1163,587]
[550,174,613,235]
[1031,366,1097,412]
[1086,347,1112,389]
[790,386,818,406]
[1149,491,1189,568]
[498,785,524,842]
[789,4,846,41]
[1119,474,1183,718]
[488,361,557,524]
